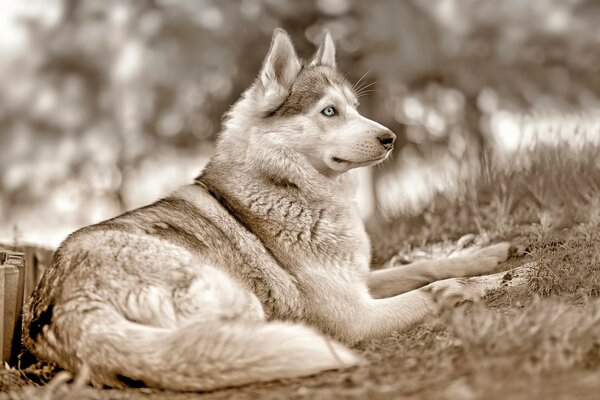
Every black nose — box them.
[377,131,396,150]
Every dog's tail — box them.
[40,312,360,391]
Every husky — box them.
[23,29,512,391]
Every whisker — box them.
[357,89,376,98]
[356,84,375,96]
[357,86,377,95]
[353,69,371,91]
[355,82,368,94]
[356,80,377,95]
[353,70,369,90]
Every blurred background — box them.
[1,0,600,248]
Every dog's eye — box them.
[321,106,337,117]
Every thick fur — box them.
[23,30,511,391]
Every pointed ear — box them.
[310,31,336,68]
[259,28,302,90]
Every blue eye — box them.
[321,106,336,117]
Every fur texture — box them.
[23,29,511,391]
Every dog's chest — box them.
[243,186,370,267]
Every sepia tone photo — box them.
[1,1,600,399]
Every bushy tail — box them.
[68,317,360,391]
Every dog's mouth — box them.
[331,152,389,165]
[331,156,351,163]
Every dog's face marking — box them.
[274,66,349,117]
[225,29,396,176]
[278,68,394,174]
[274,63,395,174]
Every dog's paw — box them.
[456,233,477,250]
[424,278,485,310]
[451,242,512,276]
[476,242,511,264]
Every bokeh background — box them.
[2,0,600,247]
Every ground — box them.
[2,146,600,400]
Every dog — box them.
[23,29,511,391]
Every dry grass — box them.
[450,300,600,374]
[3,144,600,399]
[368,143,600,399]
[371,145,600,265]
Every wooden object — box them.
[1,250,26,365]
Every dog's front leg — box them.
[321,277,493,345]
[368,242,511,298]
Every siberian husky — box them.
[23,29,511,391]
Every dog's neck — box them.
[202,132,355,202]
[196,138,370,267]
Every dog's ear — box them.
[259,28,302,90]
[310,31,336,68]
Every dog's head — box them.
[223,29,395,176]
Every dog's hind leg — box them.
[35,265,361,391]
[368,242,511,298]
